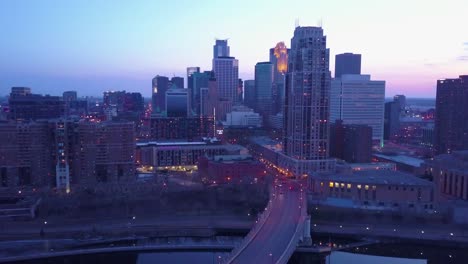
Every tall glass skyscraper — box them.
[254,62,273,119]
[282,26,335,175]
[151,75,169,113]
[213,39,230,58]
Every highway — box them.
[230,185,302,264]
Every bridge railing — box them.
[221,186,277,264]
[275,188,308,264]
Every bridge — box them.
[224,182,310,264]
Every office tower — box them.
[152,75,170,113]
[238,78,243,103]
[434,75,468,154]
[103,91,126,113]
[187,67,200,90]
[166,85,188,117]
[244,80,256,109]
[254,62,274,120]
[200,77,219,118]
[330,74,385,146]
[335,53,361,78]
[8,88,65,120]
[213,55,239,108]
[330,120,372,163]
[63,91,77,102]
[384,101,401,140]
[270,42,289,114]
[189,71,213,116]
[283,26,335,174]
[213,39,230,58]
[393,94,406,112]
[170,76,184,89]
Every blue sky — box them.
[1,0,467,97]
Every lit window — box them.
[335,182,339,187]
[357,185,362,189]
[372,185,376,190]
[329,182,333,188]
[365,185,369,190]
[320,182,324,187]
[340,183,345,188]
[347,184,352,189]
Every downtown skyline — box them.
[1,0,467,97]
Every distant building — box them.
[9,88,65,120]
[170,76,184,89]
[224,105,262,128]
[254,62,274,120]
[283,26,336,175]
[393,94,406,112]
[330,121,372,163]
[152,75,170,113]
[384,101,401,140]
[150,116,215,141]
[187,66,201,91]
[213,55,239,109]
[421,122,434,148]
[62,91,77,102]
[166,86,188,117]
[189,71,213,116]
[269,42,289,114]
[330,74,385,145]
[423,150,468,201]
[103,90,143,121]
[213,39,230,58]
[309,170,435,211]
[434,75,468,154]
[243,80,256,109]
[373,153,425,174]
[269,113,283,130]
[334,53,361,78]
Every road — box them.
[231,185,302,264]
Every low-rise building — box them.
[310,170,435,211]
[198,154,265,184]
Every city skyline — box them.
[1,0,468,98]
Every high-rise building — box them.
[434,75,468,154]
[254,62,274,120]
[269,43,289,114]
[170,76,184,89]
[243,80,256,109]
[384,101,401,140]
[283,26,335,175]
[237,78,243,103]
[150,116,215,141]
[334,53,361,78]
[213,56,239,108]
[166,86,188,117]
[189,71,213,116]
[393,94,406,112]
[330,74,385,145]
[152,76,170,113]
[9,88,65,120]
[62,91,77,102]
[330,120,372,163]
[213,39,230,58]
[187,67,200,90]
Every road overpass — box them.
[225,182,309,264]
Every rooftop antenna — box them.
[318,18,323,28]
[295,18,300,28]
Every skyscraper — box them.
[393,94,406,112]
[188,71,214,116]
[283,26,335,175]
[330,74,385,145]
[166,86,188,117]
[434,75,468,154]
[335,53,361,78]
[269,42,289,114]
[170,76,184,89]
[384,101,401,140]
[213,39,230,58]
[187,67,200,90]
[254,62,274,120]
[152,75,170,113]
[213,55,239,112]
[243,80,255,109]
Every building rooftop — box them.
[373,153,425,168]
[315,170,433,187]
[250,136,283,152]
[213,154,254,163]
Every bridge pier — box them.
[301,215,312,246]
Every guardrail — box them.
[275,188,308,264]
[221,186,277,264]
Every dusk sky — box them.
[1,0,467,98]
